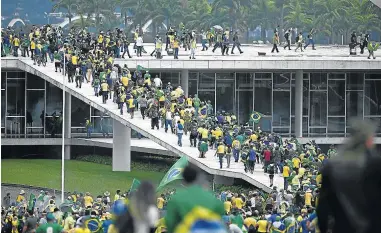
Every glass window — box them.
[255,73,272,80]
[291,79,308,116]
[273,128,290,137]
[92,116,112,134]
[189,72,198,80]
[254,80,272,115]
[309,91,327,126]
[346,91,363,120]
[216,79,235,113]
[26,91,45,127]
[364,117,381,136]
[309,128,326,137]
[26,128,44,137]
[328,117,345,137]
[199,73,215,89]
[7,71,25,79]
[72,96,90,127]
[328,80,345,116]
[273,73,291,90]
[27,73,45,89]
[236,73,253,90]
[364,80,381,116]
[189,79,197,96]
[310,73,327,90]
[7,79,25,116]
[328,73,345,80]
[198,91,215,113]
[1,91,5,127]
[216,73,234,80]
[46,82,63,115]
[273,91,290,126]
[1,72,5,89]
[237,91,253,124]
[161,72,180,87]
[346,73,364,90]
[365,73,381,79]
[45,115,62,137]
[5,117,25,136]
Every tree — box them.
[51,0,80,24]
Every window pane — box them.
[254,80,272,115]
[273,128,290,137]
[309,128,326,137]
[1,91,5,127]
[7,71,25,79]
[46,82,63,115]
[92,116,112,134]
[346,73,364,90]
[7,79,25,116]
[310,73,327,90]
[6,117,25,136]
[161,72,180,88]
[273,73,291,90]
[216,79,234,113]
[364,117,381,136]
[1,72,5,89]
[273,91,290,127]
[364,80,381,115]
[291,116,308,136]
[365,73,381,79]
[26,90,45,127]
[236,73,253,90]
[26,128,44,137]
[199,73,215,89]
[216,73,234,80]
[189,79,197,97]
[72,96,90,127]
[346,91,363,120]
[328,73,345,80]
[328,117,345,137]
[255,73,271,80]
[310,91,327,126]
[328,80,345,116]
[198,91,215,114]
[27,73,45,89]
[303,80,309,116]
[237,91,253,124]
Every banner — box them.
[157,156,188,192]
[27,193,36,211]
[129,178,141,193]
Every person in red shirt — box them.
[263,148,272,173]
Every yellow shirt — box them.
[64,215,75,231]
[201,129,208,139]
[71,56,78,65]
[121,76,129,86]
[292,157,301,168]
[30,41,36,49]
[173,40,179,48]
[128,98,135,108]
[234,197,244,209]
[305,192,312,206]
[84,196,93,207]
[186,98,192,106]
[244,217,257,228]
[214,130,223,139]
[98,35,104,44]
[298,167,306,177]
[232,140,240,149]
[223,201,232,213]
[16,195,25,203]
[250,134,258,141]
[75,228,91,233]
[29,32,34,41]
[257,220,268,232]
[101,83,109,91]
[13,38,20,46]
[283,166,290,177]
[217,145,225,154]
[316,174,322,187]
[157,197,165,209]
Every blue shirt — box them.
[224,135,232,146]
[249,149,256,161]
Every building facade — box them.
[2,69,381,139]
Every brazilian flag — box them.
[137,65,149,72]
[199,106,207,118]
[157,156,188,192]
[249,111,262,123]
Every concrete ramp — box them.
[371,0,381,8]
[2,58,283,193]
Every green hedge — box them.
[74,154,174,173]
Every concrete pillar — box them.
[112,119,131,171]
[64,92,71,160]
[213,175,234,186]
[295,70,303,138]
[181,70,189,97]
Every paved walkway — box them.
[10,58,284,192]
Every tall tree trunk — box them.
[261,25,266,42]
[124,12,128,29]
[279,5,284,40]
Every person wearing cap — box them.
[36,213,65,233]
[16,190,25,204]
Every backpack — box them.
[191,126,198,136]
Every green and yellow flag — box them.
[129,178,141,193]
[27,193,36,211]
[157,156,188,192]
[137,65,149,72]
[249,111,262,124]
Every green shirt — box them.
[165,185,225,233]
[36,223,63,233]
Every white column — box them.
[295,70,303,138]
[181,70,189,97]
[112,119,131,171]
[64,92,71,160]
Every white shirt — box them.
[166,111,172,120]
[201,33,207,40]
[154,77,162,87]
[174,115,180,125]
[136,37,143,46]
[250,197,256,207]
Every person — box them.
[136,34,143,57]
[119,91,126,115]
[367,41,379,59]
[100,80,109,104]
[85,118,92,139]
[157,194,165,210]
[3,193,11,208]
[35,213,65,233]
[22,210,38,233]
[248,146,256,174]
[225,144,232,168]
[268,163,275,187]
[295,32,304,52]
[165,165,226,233]
[127,95,136,119]
[173,37,179,59]
[216,142,225,169]
[138,95,148,119]
[284,29,291,50]
[304,28,316,50]
[231,32,243,54]
[189,38,196,59]
[271,32,279,53]
[282,163,290,191]
[317,118,381,233]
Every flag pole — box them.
[61,51,66,204]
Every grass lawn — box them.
[1,159,165,195]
